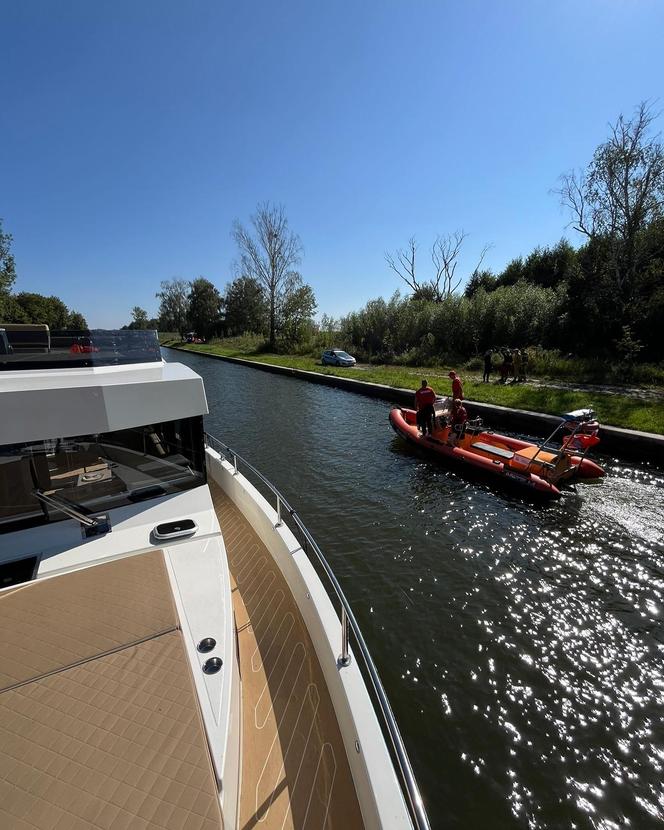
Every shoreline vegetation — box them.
[161,337,664,436]
[140,108,664,443]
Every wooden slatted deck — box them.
[209,481,365,830]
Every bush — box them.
[338,283,565,364]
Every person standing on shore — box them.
[512,349,522,384]
[503,349,513,382]
[520,348,529,382]
[415,379,436,436]
[449,370,463,400]
[483,349,492,383]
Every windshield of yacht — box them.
[0,416,206,533]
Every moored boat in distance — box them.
[389,401,605,498]
[0,330,430,829]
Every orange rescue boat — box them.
[389,404,605,498]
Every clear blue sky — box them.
[2,0,663,327]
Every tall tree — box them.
[130,306,149,329]
[0,219,17,319]
[223,275,268,336]
[558,102,664,324]
[233,203,303,349]
[188,277,222,339]
[156,279,190,335]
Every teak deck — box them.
[210,481,365,830]
[0,487,366,830]
[0,551,224,830]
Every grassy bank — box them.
[162,339,664,435]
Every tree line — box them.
[0,221,87,329]
[135,203,317,348]
[344,102,664,365]
[147,103,663,369]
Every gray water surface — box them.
[165,349,664,829]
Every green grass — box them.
[161,340,664,435]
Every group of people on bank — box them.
[414,371,467,445]
[483,348,529,384]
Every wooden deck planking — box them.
[209,481,365,830]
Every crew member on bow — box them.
[415,379,436,437]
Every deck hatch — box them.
[0,550,224,830]
[0,550,177,692]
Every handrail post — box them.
[275,495,282,527]
[233,453,238,476]
[338,607,351,667]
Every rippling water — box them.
[165,349,664,829]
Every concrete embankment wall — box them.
[164,346,664,466]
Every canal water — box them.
[165,349,664,829]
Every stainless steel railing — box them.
[204,432,431,830]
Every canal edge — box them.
[162,345,664,466]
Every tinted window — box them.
[0,416,206,534]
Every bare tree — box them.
[233,203,303,349]
[558,101,664,295]
[386,232,490,301]
[385,236,420,294]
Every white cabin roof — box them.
[0,361,209,444]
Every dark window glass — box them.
[0,556,38,588]
[0,416,206,534]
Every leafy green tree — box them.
[0,219,17,296]
[188,277,222,339]
[277,276,317,346]
[130,306,149,329]
[522,240,577,289]
[1,296,27,322]
[223,275,268,336]
[68,311,88,329]
[558,102,664,338]
[233,203,303,349]
[156,279,190,336]
[494,256,525,289]
[12,293,70,328]
[0,219,17,319]
[464,269,496,297]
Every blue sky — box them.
[1,0,663,327]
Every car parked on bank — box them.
[321,349,356,367]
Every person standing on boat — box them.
[449,370,463,400]
[415,379,436,436]
[447,398,468,445]
[482,349,493,383]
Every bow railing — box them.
[204,432,430,830]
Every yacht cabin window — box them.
[0,416,206,533]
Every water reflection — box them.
[165,349,664,829]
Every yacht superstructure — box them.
[0,331,430,829]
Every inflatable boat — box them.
[389,403,605,498]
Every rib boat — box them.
[0,329,430,829]
[389,401,605,498]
